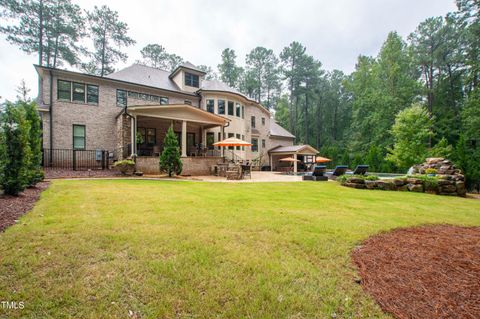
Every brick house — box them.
[35,62,317,175]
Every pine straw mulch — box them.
[0,182,50,232]
[352,225,480,319]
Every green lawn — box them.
[0,180,479,318]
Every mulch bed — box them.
[353,225,480,319]
[0,182,50,232]
[44,169,122,179]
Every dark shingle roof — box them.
[106,64,183,93]
[270,122,295,138]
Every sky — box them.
[0,0,457,101]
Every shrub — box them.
[337,174,379,184]
[159,127,182,177]
[22,101,44,185]
[425,168,437,175]
[113,159,135,175]
[0,102,30,195]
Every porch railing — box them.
[42,148,111,170]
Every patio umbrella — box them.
[315,156,331,163]
[213,137,252,162]
[279,157,300,162]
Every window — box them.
[262,117,265,126]
[251,116,256,128]
[185,72,199,87]
[184,100,192,105]
[57,80,71,100]
[206,99,215,113]
[160,97,169,105]
[236,103,241,117]
[241,134,245,151]
[218,132,222,146]
[228,133,234,150]
[241,105,245,119]
[73,125,85,150]
[262,139,266,149]
[251,138,258,152]
[236,133,241,150]
[228,101,234,116]
[116,89,127,107]
[218,100,225,114]
[72,82,85,102]
[87,85,99,104]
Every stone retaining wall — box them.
[136,156,222,176]
[341,158,466,197]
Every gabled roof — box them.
[269,144,319,155]
[270,121,295,139]
[169,61,206,78]
[106,64,184,93]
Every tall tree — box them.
[280,42,308,135]
[217,48,242,88]
[408,17,445,119]
[245,46,280,107]
[137,44,184,71]
[196,65,217,80]
[84,5,135,76]
[0,0,86,67]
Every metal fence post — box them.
[73,150,76,171]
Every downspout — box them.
[48,70,53,166]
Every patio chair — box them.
[302,165,328,181]
[324,165,349,180]
[346,165,369,175]
[241,164,252,179]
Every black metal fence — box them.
[42,148,111,170]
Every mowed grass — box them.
[0,180,479,318]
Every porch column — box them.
[293,153,298,174]
[201,126,207,147]
[270,154,273,171]
[130,116,136,156]
[220,126,225,157]
[181,120,187,157]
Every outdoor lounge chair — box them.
[324,165,349,180]
[346,165,369,175]
[302,165,328,181]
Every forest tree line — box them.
[1,0,479,188]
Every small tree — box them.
[387,103,433,170]
[159,127,182,177]
[22,101,44,185]
[0,102,30,195]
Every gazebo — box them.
[268,145,319,174]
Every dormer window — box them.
[185,72,199,88]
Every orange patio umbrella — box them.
[213,137,252,162]
[315,156,331,163]
[213,137,252,147]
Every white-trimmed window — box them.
[73,125,86,150]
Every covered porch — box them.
[269,145,319,174]
[127,104,229,175]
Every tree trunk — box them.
[38,0,44,66]
[100,28,107,76]
[304,89,309,145]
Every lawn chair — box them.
[325,165,349,180]
[302,165,328,181]
[346,165,369,175]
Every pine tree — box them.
[218,48,242,88]
[84,5,135,76]
[159,127,182,177]
[0,102,30,195]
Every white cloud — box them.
[0,0,457,101]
